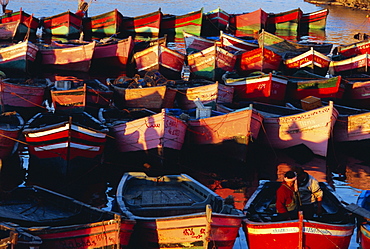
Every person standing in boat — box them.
[276,171,299,221]
[76,0,89,17]
[295,167,323,219]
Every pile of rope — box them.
[112,70,176,88]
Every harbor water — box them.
[3,0,370,248]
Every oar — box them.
[0,0,9,14]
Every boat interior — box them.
[121,174,236,217]
[244,181,355,224]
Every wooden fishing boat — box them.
[122,9,162,38]
[37,41,95,72]
[0,78,51,110]
[343,78,370,109]
[51,36,135,72]
[258,30,333,56]
[236,47,282,76]
[0,8,39,39]
[133,35,167,53]
[182,31,215,54]
[133,43,185,79]
[42,10,83,37]
[223,101,338,157]
[222,71,288,104]
[107,73,177,110]
[0,111,23,160]
[82,9,123,37]
[333,39,370,58]
[171,104,257,162]
[0,20,22,40]
[175,80,219,109]
[328,103,370,143]
[114,172,244,248]
[23,111,108,161]
[329,53,370,76]
[216,103,264,142]
[0,185,135,249]
[0,41,38,75]
[160,8,203,36]
[103,109,187,153]
[202,7,230,36]
[0,222,42,248]
[187,44,237,81]
[266,8,303,32]
[49,78,113,115]
[283,47,331,76]
[217,82,234,104]
[22,111,108,194]
[285,71,345,102]
[243,180,355,249]
[300,8,329,32]
[357,190,370,249]
[92,36,134,71]
[219,31,258,53]
[229,8,268,36]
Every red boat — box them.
[258,29,333,56]
[103,109,187,153]
[0,20,22,40]
[300,9,329,32]
[219,31,258,53]
[187,44,237,81]
[0,8,39,37]
[243,180,355,249]
[356,191,370,249]
[92,36,135,71]
[83,9,123,37]
[0,185,135,249]
[343,79,370,108]
[202,7,230,36]
[38,41,96,72]
[134,43,185,79]
[42,10,83,37]
[236,47,283,76]
[183,105,257,162]
[266,8,303,32]
[330,103,370,143]
[49,77,113,115]
[333,39,370,58]
[175,80,219,109]
[122,9,162,38]
[0,41,38,75]
[229,8,268,36]
[23,111,108,161]
[251,101,337,157]
[286,72,345,102]
[183,31,215,54]
[0,78,51,109]
[107,74,177,110]
[160,8,203,36]
[22,111,109,195]
[329,53,370,76]
[283,48,331,76]
[222,71,288,104]
[52,36,135,72]
[114,172,244,249]
[0,111,24,160]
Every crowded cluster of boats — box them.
[0,4,370,249]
